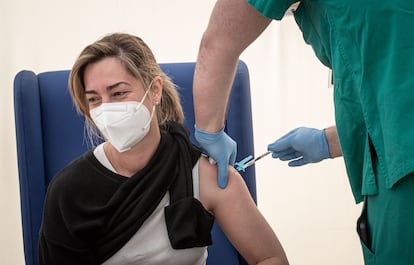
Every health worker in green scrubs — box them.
[192,0,414,264]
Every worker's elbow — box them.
[198,29,243,60]
[198,30,221,56]
[256,256,289,265]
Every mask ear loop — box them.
[137,80,153,108]
[141,79,157,131]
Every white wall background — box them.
[1,1,363,264]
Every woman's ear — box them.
[150,76,163,104]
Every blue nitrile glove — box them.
[195,125,237,188]
[267,127,330,167]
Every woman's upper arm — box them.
[199,157,289,265]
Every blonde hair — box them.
[69,32,184,133]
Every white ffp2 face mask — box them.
[90,90,155,152]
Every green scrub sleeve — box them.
[247,0,298,20]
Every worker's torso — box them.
[249,0,414,201]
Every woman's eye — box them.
[87,96,100,104]
[113,91,127,97]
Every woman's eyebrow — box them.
[84,81,131,93]
[107,81,130,90]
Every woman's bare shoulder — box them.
[198,156,249,214]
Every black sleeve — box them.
[39,231,98,265]
[38,154,103,265]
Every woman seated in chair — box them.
[38,32,289,265]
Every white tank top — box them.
[94,144,208,265]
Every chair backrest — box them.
[14,61,256,265]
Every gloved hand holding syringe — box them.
[210,127,332,173]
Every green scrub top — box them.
[248,0,414,203]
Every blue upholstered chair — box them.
[14,61,256,265]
